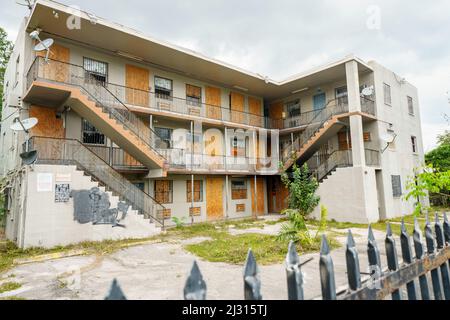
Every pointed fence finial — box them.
[434,212,445,249]
[320,235,336,300]
[399,219,417,300]
[285,241,304,300]
[425,217,443,300]
[412,217,431,300]
[105,279,127,300]
[345,230,361,291]
[184,261,207,300]
[433,213,450,299]
[243,249,262,300]
[385,223,402,300]
[444,212,450,244]
[367,225,382,272]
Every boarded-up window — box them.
[231,179,247,200]
[189,207,201,216]
[154,180,173,204]
[187,180,203,202]
[363,132,371,142]
[391,175,402,197]
[338,131,352,150]
[186,84,201,106]
[157,209,172,219]
[236,204,246,212]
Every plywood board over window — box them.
[206,177,223,220]
[338,131,352,150]
[125,64,150,107]
[30,105,65,138]
[37,43,70,83]
[230,92,245,124]
[269,102,284,129]
[154,180,173,204]
[248,97,262,127]
[205,86,222,120]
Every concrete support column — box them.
[346,60,365,167]
[349,115,366,167]
[345,60,362,113]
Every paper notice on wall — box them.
[37,173,53,192]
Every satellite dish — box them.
[380,133,396,144]
[30,29,54,62]
[20,150,38,165]
[34,38,54,52]
[10,117,38,132]
[361,86,374,97]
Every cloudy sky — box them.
[2,0,449,151]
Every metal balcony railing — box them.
[26,57,169,161]
[105,82,268,128]
[26,136,166,228]
[84,145,147,170]
[308,148,381,182]
[281,99,350,164]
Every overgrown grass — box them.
[306,213,435,236]
[184,231,340,265]
[0,281,21,293]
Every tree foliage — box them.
[426,130,450,171]
[0,27,14,118]
[280,163,320,217]
[405,165,450,215]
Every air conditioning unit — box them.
[7,94,22,108]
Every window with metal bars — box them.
[82,119,105,145]
[83,57,108,85]
[384,83,392,105]
[407,96,414,115]
[155,76,173,100]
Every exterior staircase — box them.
[27,136,167,229]
[24,56,169,173]
[281,101,349,171]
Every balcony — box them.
[270,97,376,131]
[105,83,268,128]
[157,148,278,175]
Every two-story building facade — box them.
[0,0,428,248]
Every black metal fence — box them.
[105,213,450,300]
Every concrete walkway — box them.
[0,221,401,300]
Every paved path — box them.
[0,222,409,300]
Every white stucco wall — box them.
[18,165,160,248]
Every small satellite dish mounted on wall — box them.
[30,30,54,63]
[10,117,39,165]
[361,86,374,97]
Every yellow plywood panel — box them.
[248,97,262,127]
[230,92,245,124]
[251,177,265,216]
[37,43,70,83]
[29,105,65,138]
[125,64,150,107]
[206,177,223,220]
[269,102,284,129]
[205,86,221,120]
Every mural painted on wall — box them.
[55,184,71,203]
[70,187,130,228]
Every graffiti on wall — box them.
[70,187,130,227]
[55,184,71,203]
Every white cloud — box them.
[2,0,450,147]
